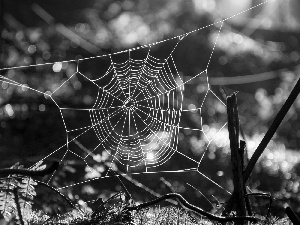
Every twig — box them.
[0,161,59,177]
[160,177,175,193]
[240,141,253,216]
[285,206,300,225]
[223,76,300,214]
[244,76,300,186]
[13,188,25,225]
[227,94,246,220]
[31,3,100,55]
[125,193,258,223]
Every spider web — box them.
[0,1,271,207]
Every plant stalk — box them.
[223,76,300,214]
[227,94,246,222]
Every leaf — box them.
[30,161,46,171]
[0,177,18,221]
[0,161,44,224]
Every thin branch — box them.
[125,193,258,223]
[0,161,59,177]
[244,76,300,182]
[31,3,100,55]
[285,206,300,224]
[227,94,246,219]
[160,177,175,193]
[240,140,252,216]
[223,76,300,214]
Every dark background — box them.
[1,0,300,218]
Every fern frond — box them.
[0,164,20,221]
[0,161,45,224]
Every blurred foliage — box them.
[1,0,300,220]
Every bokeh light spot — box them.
[28,45,36,54]
[39,104,46,111]
[4,104,14,118]
[53,62,62,72]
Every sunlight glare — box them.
[146,152,155,161]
